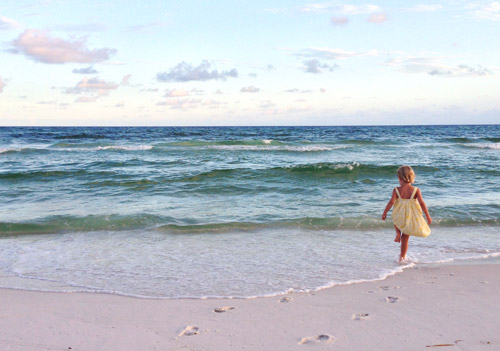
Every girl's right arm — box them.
[381,189,397,220]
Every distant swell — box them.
[55,133,107,139]
[1,215,498,236]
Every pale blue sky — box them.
[0,0,499,126]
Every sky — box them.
[0,0,499,126]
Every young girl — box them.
[382,165,432,262]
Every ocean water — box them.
[0,125,499,298]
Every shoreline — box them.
[1,261,499,350]
[1,252,498,301]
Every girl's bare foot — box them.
[394,226,401,243]
[394,232,401,243]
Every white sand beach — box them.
[0,262,498,351]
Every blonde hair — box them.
[397,165,415,183]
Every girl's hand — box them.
[381,213,387,221]
[427,216,432,225]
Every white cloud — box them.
[13,30,116,64]
[0,16,20,30]
[408,4,443,12]
[157,60,238,82]
[367,13,388,23]
[241,86,260,93]
[300,3,331,13]
[0,76,6,93]
[302,59,339,73]
[470,1,500,21]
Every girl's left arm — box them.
[382,189,397,220]
[416,189,432,224]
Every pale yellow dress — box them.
[391,187,431,237]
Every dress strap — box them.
[411,187,418,199]
[394,187,401,198]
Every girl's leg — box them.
[400,234,410,261]
[394,225,401,243]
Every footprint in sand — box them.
[352,313,369,321]
[280,296,292,303]
[178,326,200,337]
[386,296,399,303]
[298,334,334,345]
[214,306,235,313]
[379,286,400,291]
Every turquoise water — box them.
[0,126,499,298]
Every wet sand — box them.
[0,262,499,351]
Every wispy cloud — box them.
[72,66,98,74]
[121,74,132,86]
[241,86,260,93]
[469,1,500,21]
[386,56,493,77]
[51,22,107,32]
[75,96,99,103]
[300,3,381,14]
[408,4,443,12]
[157,60,238,82]
[0,76,6,93]
[331,16,349,25]
[13,30,116,64]
[65,77,119,102]
[367,13,388,23]
[156,98,202,109]
[164,88,189,97]
[336,4,381,15]
[428,64,492,77]
[296,47,378,60]
[285,88,314,93]
[128,21,169,32]
[0,16,20,30]
[259,100,276,109]
[300,3,331,13]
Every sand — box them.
[0,262,499,351]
